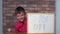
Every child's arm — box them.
[15,23,22,32]
[15,23,19,32]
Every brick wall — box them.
[3,0,55,34]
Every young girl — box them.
[15,6,27,32]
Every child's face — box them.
[16,12,25,21]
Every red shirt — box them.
[15,18,27,32]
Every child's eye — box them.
[21,14,24,16]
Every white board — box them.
[27,13,54,33]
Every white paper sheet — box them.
[27,13,54,33]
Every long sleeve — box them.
[15,22,22,32]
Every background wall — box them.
[3,0,55,34]
[56,0,60,34]
[0,0,2,34]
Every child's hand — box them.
[7,28,12,32]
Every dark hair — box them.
[15,6,25,15]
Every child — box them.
[15,6,27,32]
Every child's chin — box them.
[19,20,24,22]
